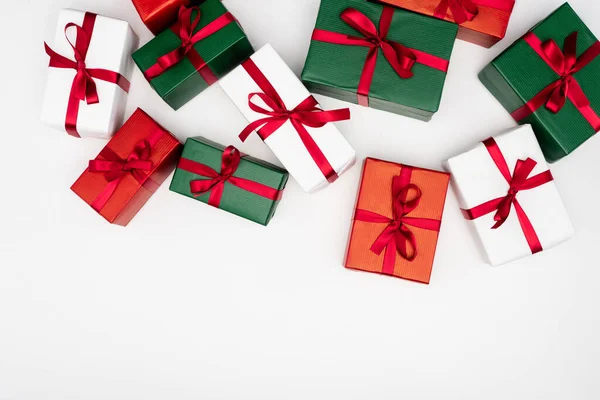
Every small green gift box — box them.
[170,137,289,225]
[301,0,457,121]
[479,3,600,163]
[132,0,253,110]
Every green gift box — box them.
[132,0,253,110]
[479,3,600,163]
[170,137,289,226]
[301,0,457,121]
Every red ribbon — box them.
[88,128,165,212]
[238,58,350,183]
[462,138,554,254]
[354,166,442,275]
[511,32,600,132]
[143,5,235,84]
[434,0,479,24]
[311,7,449,106]
[177,146,283,208]
[44,12,130,137]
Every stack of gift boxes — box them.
[40,0,599,283]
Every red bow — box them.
[144,5,235,80]
[178,146,283,208]
[44,13,130,137]
[88,128,165,212]
[238,58,350,183]
[512,32,600,131]
[89,139,153,183]
[434,0,479,25]
[462,138,554,254]
[355,169,442,274]
[539,32,592,113]
[311,7,449,107]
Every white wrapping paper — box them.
[219,44,356,193]
[444,125,574,266]
[40,10,137,139]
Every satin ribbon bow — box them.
[434,0,479,25]
[511,32,600,131]
[338,8,417,79]
[489,158,548,229]
[364,183,424,261]
[462,138,554,254]
[540,32,591,113]
[310,7,449,107]
[238,58,350,182]
[239,93,350,142]
[45,23,99,104]
[144,5,235,80]
[355,173,442,268]
[44,13,130,137]
[189,146,241,200]
[179,145,283,208]
[89,139,153,183]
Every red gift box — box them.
[71,108,182,226]
[132,0,193,35]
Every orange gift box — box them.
[375,0,515,48]
[345,158,450,284]
[71,108,182,226]
[132,0,193,35]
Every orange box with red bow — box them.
[344,158,450,284]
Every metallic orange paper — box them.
[345,158,450,284]
[375,0,515,47]
[132,0,193,34]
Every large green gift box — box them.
[479,3,600,163]
[170,137,289,226]
[301,0,457,121]
[132,0,253,110]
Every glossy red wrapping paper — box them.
[71,108,182,226]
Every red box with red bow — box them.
[71,109,182,226]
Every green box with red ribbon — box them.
[169,137,289,226]
[301,0,458,121]
[132,0,253,110]
[479,2,600,163]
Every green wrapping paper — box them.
[479,3,600,163]
[301,0,457,121]
[169,137,289,226]
[132,0,253,110]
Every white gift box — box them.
[444,125,575,266]
[219,44,356,193]
[40,10,137,139]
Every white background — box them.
[1,0,599,399]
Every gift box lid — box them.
[444,125,575,266]
[480,2,600,162]
[132,0,249,100]
[345,157,450,284]
[302,0,457,115]
[170,137,289,226]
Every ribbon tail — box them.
[514,200,543,254]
